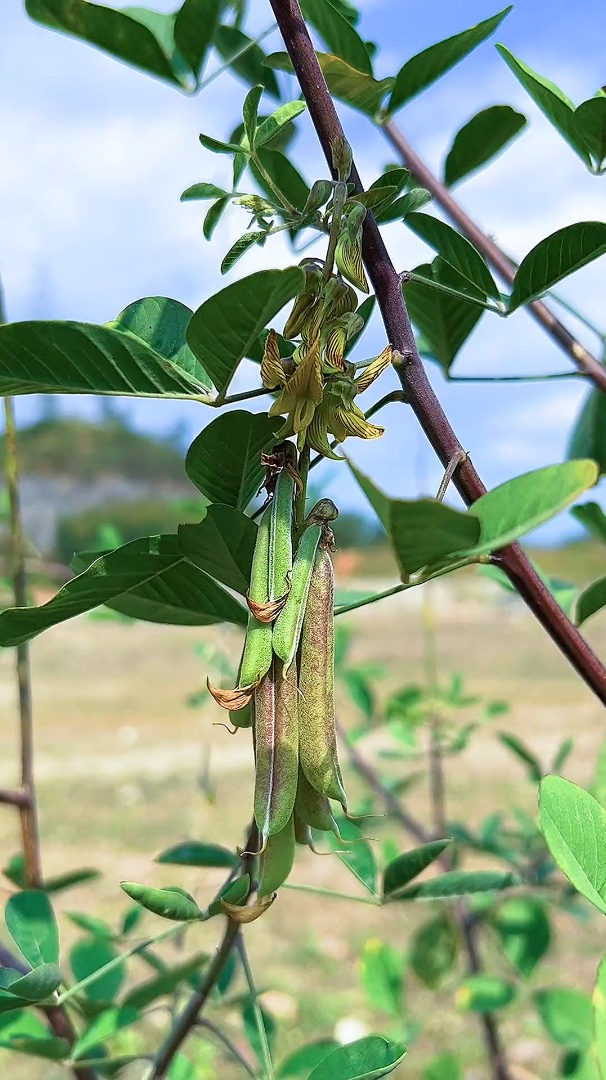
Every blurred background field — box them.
[1,416,605,1078]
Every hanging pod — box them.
[258,814,297,900]
[298,540,347,809]
[253,655,299,848]
[272,499,338,674]
[294,766,342,838]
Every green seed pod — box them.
[254,656,299,845]
[258,814,296,899]
[272,522,322,672]
[240,509,273,687]
[295,766,341,836]
[269,469,295,602]
[294,812,313,847]
[230,698,253,729]
[298,544,347,807]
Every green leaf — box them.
[359,940,403,1016]
[410,915,458,988]
[444,104,526,187]
[5,890,59,968]
[383,840,451,897]
[185,411,281,510]
[252,148,311,212]
[0,535,247,646]
[300,0,371,72]
[199,132,246,155]
[123,954,208,1010]
[25,0,185,87]
[493,898,551,978]
[0,1033,70,1060]
[456,974,516,1012]
[215,24,279,98]
[497,733,542,783]
[593,955,606,1078]
[181,182,230,202]
[569,389,606,477]
[496,45,591,165]
[388,8,511,114]
[326,817,377,894]
[72,1006,140,1060]
[187,267,304,394]
[509,222,606,311]
[7,964,62,1002]
[346,460,480,579]
[203,196,230,240]
[539,775,606,916]
[308,1035,406,1079]
[255,101,307,150]
[111,296,206,388]
[67,912,113,939]
[571,501,606,544]
[265,52,393,117]
[391,870,517,901]
[278,1041,339,1079]
[469,461,599,557]
[156,840,238,869]
[406,213,500,299]
[221,231,267,275]
[44,867,100,894]
[243,84,264,147]
[576,576,606,626]
[70,938,124,1004]
[0,319,213,400]
[534,987,593,1050]
[575,97,606,171]
[179,507,256,596]
[120,882,202,921]
[403,262,483,372]
[174,0,222,81]
[423,1054,461,1080]
[374,187,432,224]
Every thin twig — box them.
[195,1017,256,1078]
[147,821,258,1078]
[380,121,606,394]
[267,0,606,706]
[236,937,275,1080]
[3,397,43,888]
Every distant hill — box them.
[0,417,187,482]
[0,418,197,555]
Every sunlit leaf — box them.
[455,974,516,1012]
[5,891,59,968]
[300,0,372,72]
[187,268,304,394]
[185,411,281,509]
[388,9,511,113]
[308,1035,406,1079]
[444,105,526,186]
[509,222,606,311]
[534,987,593,1050]
[265,51,393,117]
[406,213,500,298]
[120,882,202,921]
[539,776,606,915]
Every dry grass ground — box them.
[1,559,606,1079]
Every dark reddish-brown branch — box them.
[381,121,606,393]
[268,0,606,706]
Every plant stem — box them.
[251,153,299,217]
[295,443,310,538]
[147,920,241,1079]
[146,820,259,1078]
[3,396,43,889]
[216,387,269,406]
[267,0,606,706]
[195,1018,256,1078]
[449,371,585,383]
[236,937,275,1080]
[380,120,606,394]
[282,881,379,904]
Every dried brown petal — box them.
[246,592,289,623]
[221,895,275,922]
[206,678,255,711]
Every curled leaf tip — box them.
[206,678,255,711]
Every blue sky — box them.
[1,0,605,542]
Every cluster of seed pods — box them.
[208,447,346,907]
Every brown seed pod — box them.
[254,656,299,847]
